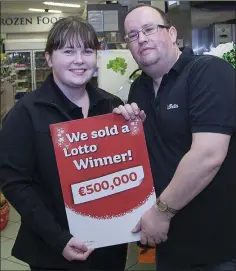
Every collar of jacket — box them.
[35,73,115,109]
[33,73,117,121]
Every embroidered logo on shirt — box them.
[167,104,179,110]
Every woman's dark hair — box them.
[45,16,100,55]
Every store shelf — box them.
[3,76,11,81]
[106,42,126,44]
[5,51,49,97]
[35,68,51,70]
[16,88,29,92]
[1,65,11,69]
[16,67,30,71]
[16,79,28,83]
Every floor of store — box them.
[1,206,155,270]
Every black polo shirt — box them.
[128,48,236,266]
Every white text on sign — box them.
[71,166,144,204]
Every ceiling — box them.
[191,7,235,27]
[190,1,235,11]
[190,1,236,27]
[1,0,103,14]
[1,0,235,27]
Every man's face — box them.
[124,7,177,68]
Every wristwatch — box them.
[156,197,179,216]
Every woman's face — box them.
[46,43,97,89]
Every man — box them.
[113,4,236,271]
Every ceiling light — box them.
[28,8,62,13]
[48,9,62,13]
[43,2,80,8]
[28,8,45,12]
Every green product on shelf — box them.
[107,57,128,75]
[222,43,236,68]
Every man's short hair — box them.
[126,4,171,27]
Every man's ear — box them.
[45,52,53,67]
[168,26,178,44]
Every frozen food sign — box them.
[1,13,69,33]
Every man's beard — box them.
[139,54,160,67]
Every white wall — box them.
[1,13,69,50]
[6,32,47,40]
[5,39,47,50]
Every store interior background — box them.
[0,0,236,270]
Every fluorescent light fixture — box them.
[43,2,80,8]
[28,8,45,12]
[28,8,62,13]
[48,9,62,13]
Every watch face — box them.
[158,201,168,212]
[159,202,168,212]
[157,200,168,212]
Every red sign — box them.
[50,114,154,220]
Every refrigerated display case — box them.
[33,50,51,89]
[6,50,51,101]
[6,51,33,101]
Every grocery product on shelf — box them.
[34,51,51,89]
[1,53,16,122]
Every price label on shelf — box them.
[71,166,144,204]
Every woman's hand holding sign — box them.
[63,237,94,261]
[113,103,146,122]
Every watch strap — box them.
[156,197,179,215]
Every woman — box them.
[0,16,127,270]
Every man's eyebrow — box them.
[128,23,155,33]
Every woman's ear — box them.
[45,52,53,67]
[168,26,178,44]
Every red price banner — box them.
[78,172,138,196]
[71,166,143,204]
